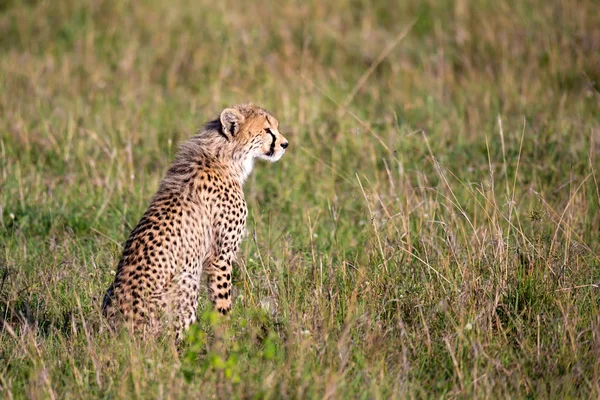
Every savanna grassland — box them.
[1,0,600,398]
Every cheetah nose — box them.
[281,142,289,149]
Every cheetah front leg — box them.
[206,254,234,314]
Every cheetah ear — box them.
[220,108,245,137]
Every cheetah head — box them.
[219,104,289,163]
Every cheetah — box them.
[102,104,288,340]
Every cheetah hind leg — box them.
[162,272,201,342]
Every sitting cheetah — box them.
[102,104,288,340]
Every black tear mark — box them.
[266,128,276,157]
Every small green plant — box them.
[182,310,242,384]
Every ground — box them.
[1,0,600,398]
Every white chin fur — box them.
[258,150,285,162]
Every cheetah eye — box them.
[265,128,272,134]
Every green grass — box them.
[1,0,600,397]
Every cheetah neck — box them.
[175,134,255,186]
[240,157,255,183]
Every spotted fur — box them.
[102,104,288,340]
